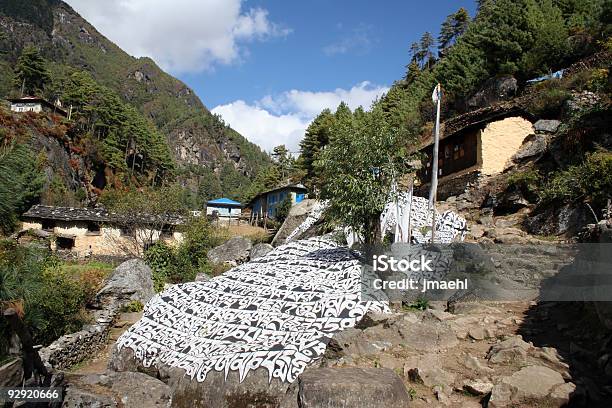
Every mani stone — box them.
[297,367,411,408]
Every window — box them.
[41,220,54,231]
[87,222,101,235]
[56,236,75,250]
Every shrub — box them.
[143,242,175,292]
[540,151,612,211]
[275,197,292,222]
[121,300,144,313]
[528,80,572,118]
[506,168,542,200]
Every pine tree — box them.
[419,32,436,69]
[439,8,471,50]
[299,109,335,189]
[272,145,292,180]
[13,46,50,96]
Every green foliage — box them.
[438,7,471,50]
[0,241,93,352]
[317,104,414,244]
[0,141,45,234]
[540,151,612,209]
[61,71,174,184]
[13,46,50,95]
[120,300,144,313]
[403,297,429,311]
[507,168,543,200]
[527,79,573,117]
[275,196,292,222]
[144,216,220,291]
[143,242,176,292]
[299,109,335,192]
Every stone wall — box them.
[39,308,116,370]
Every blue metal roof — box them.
[207,198,242,206]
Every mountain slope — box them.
[0,0,270,201]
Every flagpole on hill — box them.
[429,83,442,243]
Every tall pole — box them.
[429,83,442,243]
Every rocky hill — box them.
[0,0,271,201]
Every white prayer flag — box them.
[432,83,442,103]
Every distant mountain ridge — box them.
[0,0,270,201]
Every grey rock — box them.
[0,358,23,387]
[94,259,154,309]
[464,354,494,374]
[408,365,456,388]
[534,119,561,134]
[208,236,252,265]
[298,367,411,408]
[487,335,532,364]
[194,273,210,282]
[272,199,322,246]
[110,346,293,408]
[463,379,494,395]
[467,76,518,109]
[549,382,576,406]
[63,371,172,408]
[513,134,548,161]
[395,320,458,351]
[495,365,565,402]
[250,243,274,260]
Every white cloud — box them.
[212,82,389,153]
[323,24,375,56]
[65,0,291,73]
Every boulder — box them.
[297,367,411,408]
[0,358,23,387]
[463,379,494,396]
[487,335,532,364]
[534,119,561,134]
[489,365,565,406]
[250,243,274,260]
[208,236,252,265]
[63,371,172,408]
[94,259,154,310]
[513,134,548,161]
[467,76,518,109]
[272,199,323,246]
[109,346,292,408]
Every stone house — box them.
[8,96,68,117]
[21,205,184,257]
[417,104,535,199]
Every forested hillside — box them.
[0,0,271,205]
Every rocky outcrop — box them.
[250,242,274,260]
[93,259,155,310]
[272,199,325,246]
[466,75,518,110]
[207,236,252,266]
[63,371,172,408]
[297,367,411,408]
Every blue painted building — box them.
[206,198,242,218]
[248,184,307,221]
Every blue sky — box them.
[68,0,476,151]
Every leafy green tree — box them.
[13,45,50,95]
[275,196,292,222]
[317,104,412,244]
